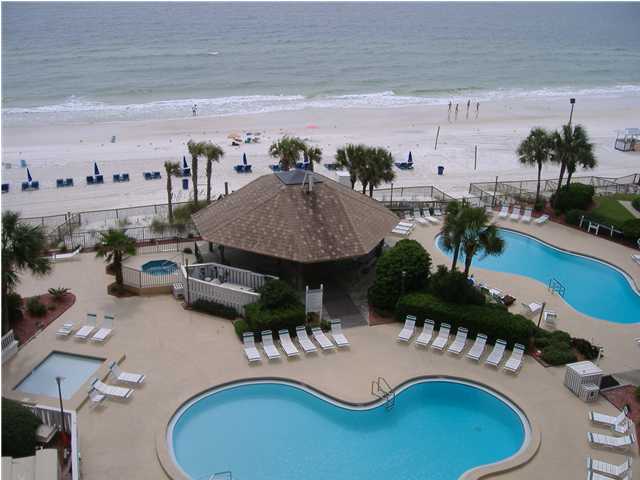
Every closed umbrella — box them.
[243,153,248,165]
[94,162,100,175]
[408,152,413,163]
[26,168,32,182]
[183,156,189,169]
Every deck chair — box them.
[50,246,82,262]
[466,334,488,361]
[90,378,133,399]
[91,315,113,342]
[587,432,636,451]
[242,332,261,362]
[431,323,451,351]
[260,330,281,360]
[108,361,145,385]
[56,319,75,337]
[329,320,350,347]
[88,388,106,408]
[589,406,629,429]
[485,339,507,367]
[503,344,525,373]
[397,316,416,342]
[295,326,318,353]
[522,302,543,317]
[498,205,509,218]
[74,313,97,340]
[415,319,435,347]
[414,208,429,225]
[586,456,632,479]
[510,206,523,221]
[534,214,550,225]
[311,327,336,350]
[278,329,300,357]
[521,208,533,223]
[447,327,468,355]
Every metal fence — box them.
[122,264,180,289]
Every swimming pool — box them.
[141,260,178,276]
[169,379,528,480]
[15,352,103,399]
[435,229,640,324]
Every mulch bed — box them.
[11,293,76,345]
[601,384,640,447]
[368,307,396,326]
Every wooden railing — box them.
[1,329,18,364]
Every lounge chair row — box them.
[586,456,632,479]
[88,363,146,407]
[143,171,162,180]
[392,221,415,236]
[497,205,549,224]
[586,403,635,478]
[56,313,114,342]
[243,320,350,362]
[411,208,441,226]
[397,316,525,372]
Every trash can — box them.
[437,165,445,175]
[182,178,189,190]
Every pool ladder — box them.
[371,376,395,411]
[548,278,566,298]
[204,472,233,480]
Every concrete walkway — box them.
[620,200,640,219]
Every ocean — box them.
[2,2,640,124]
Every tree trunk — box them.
[535,162,542,204]
[192,157,199,204]
[350,176,356,189]
[553,162,566,207]
[463,252,473,278]
[566,169,573,186]
[361,182,367,194]
[206,160,212,203]
[369,184,375,197]
[114,252,123,286]
[167,176,173,223]
[451,242,461,271]
[1,281,9,334]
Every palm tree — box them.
[439,201,465,271]
[564,125,596,186]
[269,136,321,171]
[551,124,597,204]
[516,127,552,204]
[95,229,137,290]
[164,161,182,223]
[203,142,225,203]
[459,207,505,278]
[364,147,395,197]
[187,140,206,204]
[1,211,51,333]
[335,144,366,189]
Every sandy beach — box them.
[2,94,639,218]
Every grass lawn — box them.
[591,194,639,225]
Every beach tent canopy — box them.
[183,156,189,169]
[408,151,413,163]
[192,171,399,264]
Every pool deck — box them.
[2,221,639,479]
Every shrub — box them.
[552,183,595,213]
[244,303,305,336]
[191,299,238,319]
[368,239,431,311]
[632,197,640,213]
[533,199,545,212]
[541,346,577,366]
[636,386,640,401]
[182,247,193,254]
[572,338,599,360]
[396,292,535,348]
[621,218,640,242]
[257,280,300,310]
[48,287,70,302]
[26,297,47,317]
[5,292,23,324]
[565,209,586,226]
[172,201,207,227]
[234,318,249,338]
[429,265,485,305]
[1,398,42,458]
[150,217,167,234]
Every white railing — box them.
[184,262,277,291]
[26,404,79,480]
[2,329,18,363]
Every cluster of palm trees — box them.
[517,123,596,206]
[268,136,322,171]
[440,201,504,278]
[335,144,396,196]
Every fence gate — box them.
[305,284,324,322]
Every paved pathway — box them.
[619,200,640,218]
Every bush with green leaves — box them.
[172,201,207,227]
[5,292,23,324]
[571,337,599,360]
[192,299,238,319]
[368,239,431,311]
[565,209,586,226]
[621,218,640,242]
[257,279,300,310]
[533,199,546,212]
[428,265,485,306]
[541,346,577,366]
[551,183,595,213]
[48,287,70,302]
[1,398,42,458]
[26,297,47,317]
[632,197,640,213]
[396,292,535,348]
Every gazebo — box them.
[192,171,399,265]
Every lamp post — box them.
[55,376,65,433]
[569,98,576,126]
[401,270,407,297]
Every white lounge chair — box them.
[278,329,300,357]
[414,209,429,225]
[631,254,640,265]
[108,361,145,385]
[397,316,416,342]
[90,378,133,399]
[88,388,105,408]
[485,339,507,367]
[397,221,415,229]
[534,214,550,225]
[586,456,632,479]
[330,320,350,348]
[522,302,543,317]
[392,227,411,236]
[295,326,318,353]
[50,246,82,262]
[503,343,525,373]
[466,334,488,361]
[587,432,636,451]
[498,205,509,218]
[587,471,631,480]
[447,327,468,355]
[311,327,336,350]
[543,310,558,328]
[74,313,97,340]
[91,315,113,342]
[510,206,523,221]
[56,319,75,337]
[521,208,533,223]
[425,214,440,224]
[431,323,451,351]
[415,319,435,347]
[589,406,629,429]
[242,332,262,362]
[260,330,281,360]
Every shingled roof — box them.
[192,171,399,263]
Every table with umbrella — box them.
[21,168,40,191]
[234,153,252,173]
[86,162,104,185]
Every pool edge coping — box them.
[155,375,541,480]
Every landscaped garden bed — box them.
[10,291,76,344]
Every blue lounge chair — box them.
[234,165,244,173]
[2,183,9,193]
[113,174,121,183]
[96,175,104,184]
[65,178,74,187]
[21,181,29,191]
[144,172,152,180]
[87,176,95,185]
[152,171,161,179]
[269,164,281,172]
[31,181,39,190]
[121,173,129,182]
[56,179,65,188]
[181,168,191,177]
[245,165,252,172]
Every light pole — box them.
[569,98,576,126]
[55,376,65,433]
[401,270,407,297]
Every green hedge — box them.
[552,183,595,213]
[191,299,239,319]
[632,198,640,213]
[429,265,485,305]
[621,218,640,242]
[1,398,42,458]
[239,303,305,339]
[396,292,535,348]
[26,297,46,317]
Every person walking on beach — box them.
[466,99,471,119]
[475,101,480,119]
[448,101,452,122]
[192,104,198,117]
[454,103,459,121]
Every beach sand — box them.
[1,94,639,218]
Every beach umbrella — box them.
[242,153,248,165]
[408,152,413,163]
[26,168,32,182]
[94,162,100,175]
[182,156,188,169]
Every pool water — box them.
[141,260,178,276]
[170,380,527,480]
[436,229,640,324]
[15,352,103,399]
